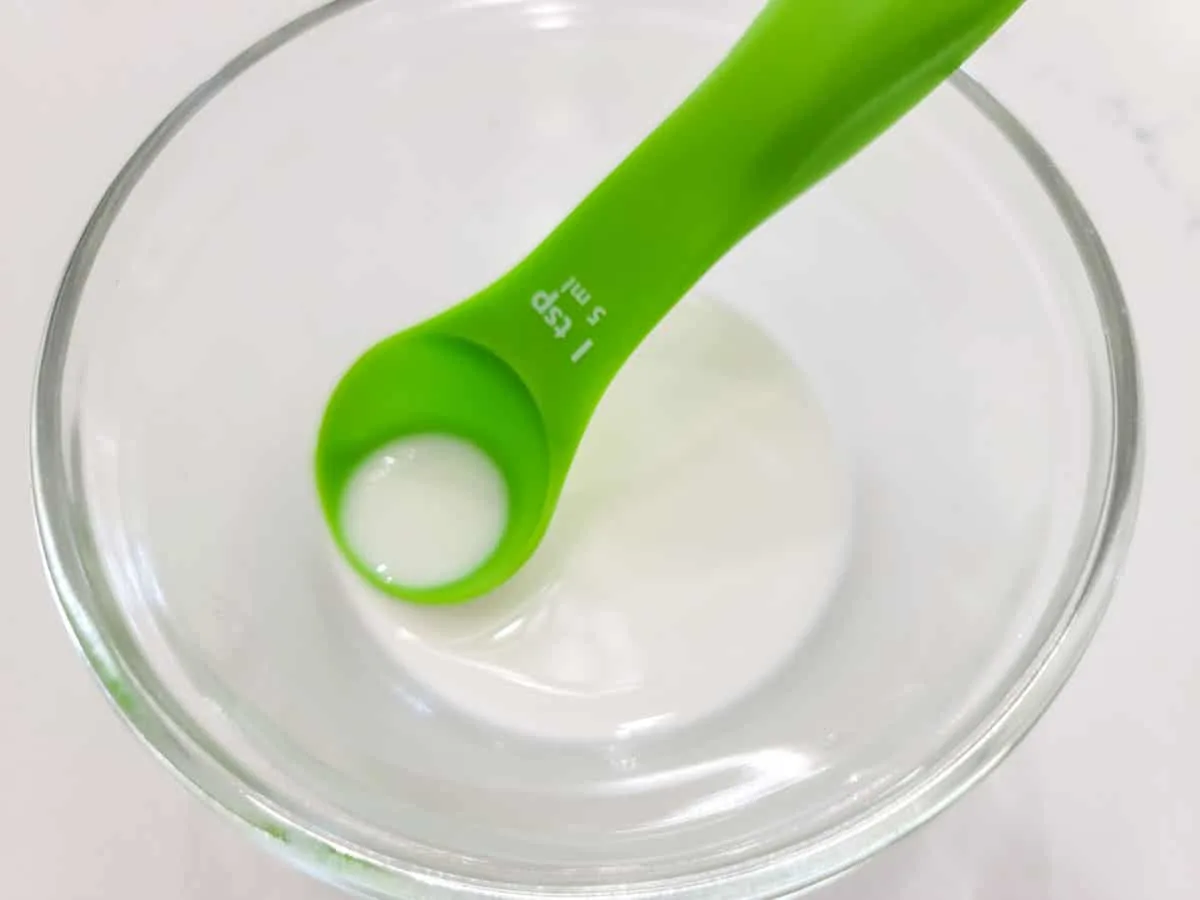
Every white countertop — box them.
[2,1,1198,897]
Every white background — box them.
[2,1,1198,897]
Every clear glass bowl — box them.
[32,1,1142,897]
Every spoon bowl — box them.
[317,328,555,601]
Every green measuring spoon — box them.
[316,0,1025,605]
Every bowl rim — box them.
[30,1,1143,897]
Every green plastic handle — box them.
[437,0,1024,452]
[317,0,1026,604]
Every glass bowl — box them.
[32,0,1142,897]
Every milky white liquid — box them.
[336,296,853,742]
[340,435,508,589]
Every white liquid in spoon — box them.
[340,435,508,589]
[336,295,853,742]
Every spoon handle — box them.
[446,0,1023,440]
